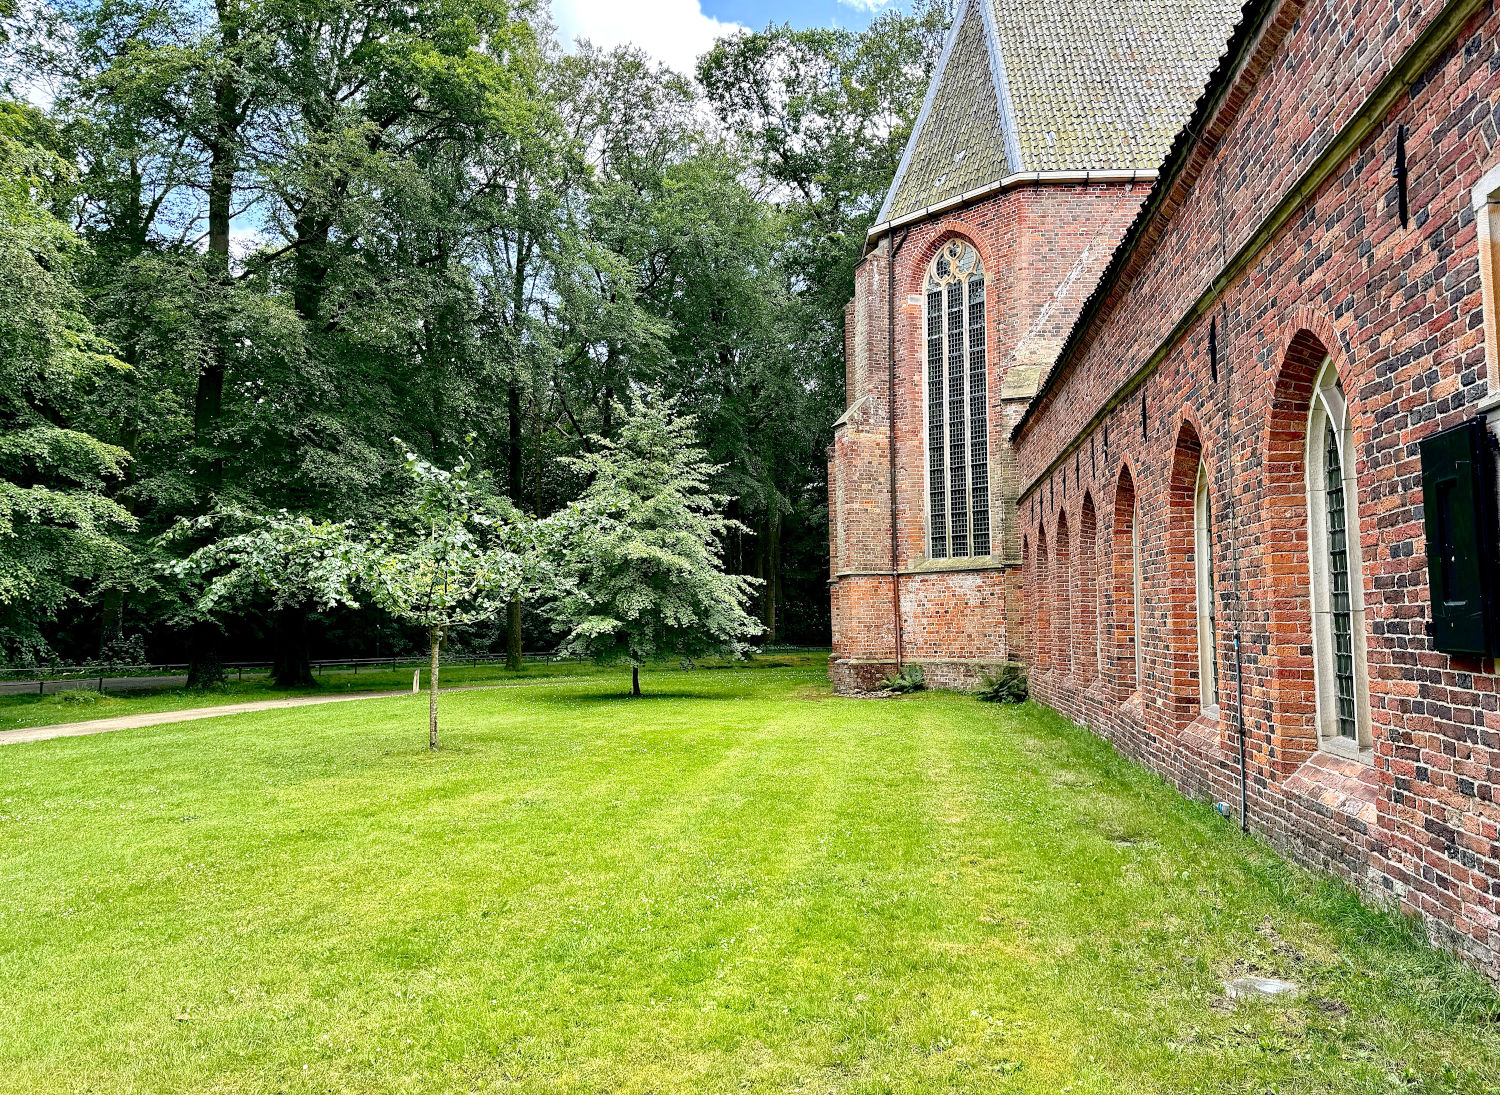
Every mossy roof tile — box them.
[882,0,1243,222]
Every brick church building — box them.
[828,0,1500,977]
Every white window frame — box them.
[1194,462,1219,714]
[1132,501,1143,695]
[1305,357,1373,758]
[922,239,992,560]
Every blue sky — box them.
[550,0,894,74]
[700,0,888,32]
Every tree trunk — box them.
[428,626,443,750]
[763,512,780,645]
[195,0,242,497]
[99,589,124,657]
[187,1,241,692]
[506,598,522,671]
[185,623,225,689]
[631,663,640,697]
[506,384,523,669]
[271,607,316,687]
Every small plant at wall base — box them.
[975,662,1028,703]
[881,665,925,693]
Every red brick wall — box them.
[1010,0,1500,976]
[828,183,1149,687]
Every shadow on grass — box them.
[541,688,725,704]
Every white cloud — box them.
[551,0,745,75]
[835,0,892,10]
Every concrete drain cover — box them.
[1224,976,1300,1001]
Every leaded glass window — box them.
[1324,422,1357,739]
[1194,463,1219,711]
[1306,357,1371,752]
[925,240,991,558]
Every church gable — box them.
[880,0,1015,222]
[880,0,1245,224]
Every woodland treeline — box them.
[0,0,948,676]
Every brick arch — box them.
[1078,493,1099,683]
[1259,327,1336,774]
[1055,509,1073,677]
[1166,418,1206,727]
[1036,523,1051,671]
[911,219,998,282]
[1110,463,1141,703]
[1278,307,1348,372]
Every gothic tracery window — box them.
[1306,358,1371,752]
[925,239,991,558]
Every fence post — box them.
[98,676,104,694]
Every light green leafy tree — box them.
[162,509,363,687]
[168,443,545,745]
[362,445,545,748]
[546,389,762,696]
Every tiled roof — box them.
[883,0,1013,222]
[994,0,1243,172]
[880,0,1243,222]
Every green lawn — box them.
[0,655,823,733]
[1,660,1496,1093]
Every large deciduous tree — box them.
[0,102,135,662]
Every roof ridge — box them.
[980,0,1026,174]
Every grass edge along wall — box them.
[1009,0,1500,980]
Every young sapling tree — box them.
[361,445,541,748]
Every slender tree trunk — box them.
[631,663,640,697]
[506,599,522,671]
[99,590,124,657]
[506,383,523,670]
[428,626,443,750]
[271,606,316,687]
[763,512,780,644]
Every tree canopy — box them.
[0,0,952,672]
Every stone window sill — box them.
[1283,751,1380,829]
[908,555,1005,574]
[1318,734,1374,766]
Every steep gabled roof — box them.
[880,0,1244,223]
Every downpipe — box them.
[1235,630,1248,833]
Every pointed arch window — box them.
[925,239,991,558]
[1194,463,1219,711]
[1132,503,1143,693]
[1306,359,1372,753]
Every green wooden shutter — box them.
[1420,418,1499,656]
